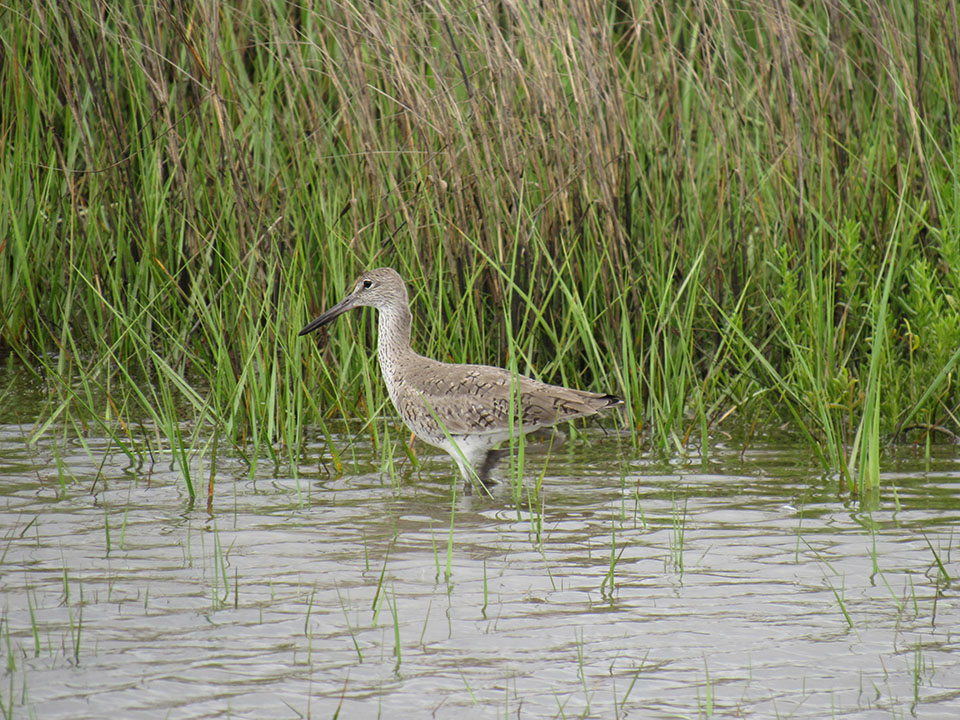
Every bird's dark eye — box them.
[362,280,373,290]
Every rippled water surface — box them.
[2,422,959,719]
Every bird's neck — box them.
[377,302,414,382]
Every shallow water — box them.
[1,422,958,719]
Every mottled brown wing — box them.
[406,362,619,436]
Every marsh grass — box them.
[2,0,959,495]
[336,584,364,663]
[921,531,952,589]
[600,510,626,599]
[388,584,403,669]
[614,659,647,719]
[802,534,857,627]
[699,658,714,718]
[670,495,687,573]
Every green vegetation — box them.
[1,0,958,494]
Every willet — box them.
[300,268,621,486]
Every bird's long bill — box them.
[298,293,357,336]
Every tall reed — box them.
[1,1,957,493]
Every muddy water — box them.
[1,422,958,719]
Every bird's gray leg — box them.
[478,448,508,487]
